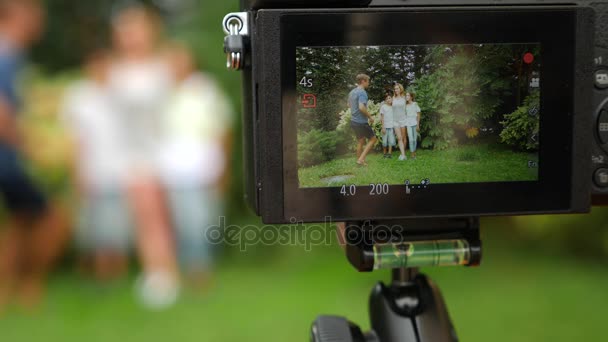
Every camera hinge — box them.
[222,12,249,71]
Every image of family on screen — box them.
[296,45,541,188]
[349,74,421,166]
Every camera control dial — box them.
[596,69,608,89]
[597,109,608,144]
[596,95,608,151]
[594,168,608,188]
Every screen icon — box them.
[302,94,317,108]
[529,77,540,88]
[530,134,538,142]
[592,155,606,164]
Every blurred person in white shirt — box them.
[61,49,131,282]
[159,44,233,286]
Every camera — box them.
[223,0,607,224]
[222,3,607,340]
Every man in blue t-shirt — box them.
[348,74,377,166]
[0,0,68,309]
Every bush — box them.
[298,129,339,167]
[412,45,513,150]
[335,108,355,154]
[413,73,453,150]
[499,90,540,151]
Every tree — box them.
[31,0,113,71]
[499,90,540,151]
[296,43,537,152]
[31,0,172,72]
[412,44,522,149]
[296,47,353,133]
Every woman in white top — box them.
[392,83,408,160]
[405,92,422,159]
[110,5,179,308]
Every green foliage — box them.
[31,0,215,72]
[499,90,540,151]
[412,45,514,150]
[297,129,340,168]
[296,44,535,153]
[335,108,358,155]
[31,0,113,71]
[297,46,434,133]
[413,72,452,150]
[335,100,384,149]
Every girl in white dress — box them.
[405,92,422,159]
[392,83,408,160]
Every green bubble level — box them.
[373,239,471,270]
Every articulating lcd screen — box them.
[296,44,541,189]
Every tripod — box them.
[311,218,482,342]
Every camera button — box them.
[597,110,608,144]
[596,69,608,89]
[594,168,608,188]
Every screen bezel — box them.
[274,7,580,222]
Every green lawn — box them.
[299,143,538,188]
[0,223,606,342]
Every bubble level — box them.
[373,239,471,270]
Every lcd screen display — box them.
[295,44,541,189]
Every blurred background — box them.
[0,1,607,341]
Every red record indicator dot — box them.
[523,52,535,64]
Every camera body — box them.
[229,0,607,224]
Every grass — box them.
[299,142,538,188]
[0,225,607,342]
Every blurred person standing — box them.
[0,0,69,310]
[108,4,179,308]
[159,44,233,286]
[61,49,131,282]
